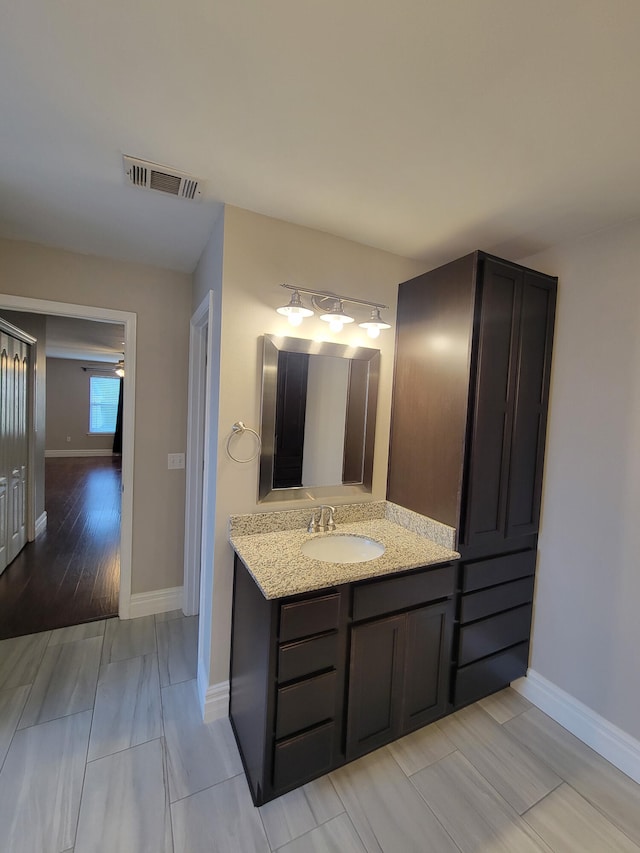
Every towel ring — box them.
[226,421,262,463]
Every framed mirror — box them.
[259,334,380,502]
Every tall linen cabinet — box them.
[387,252,557,706]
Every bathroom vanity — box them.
[229,250,556,806]
[229,506,458,806]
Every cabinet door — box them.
[402,601,452,733]
[346,614,405,760]
[462,259,521,549]
[505,272,556,538]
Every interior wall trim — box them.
[128,585,183,619]
[34,511,47,538]
[512,669,640,785]
[199,668,230,724]
[45,449,114,458]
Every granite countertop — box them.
[229,513,460,600]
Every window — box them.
[89,375,120,434]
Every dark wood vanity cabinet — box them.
[347,599,452,760]
[230,555,454,805]
[387,251,557,706]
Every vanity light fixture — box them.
[358,307,392,339]
[277,283,391,335]
[276,289,314,327]
[318,299,354,333]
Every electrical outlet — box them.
[167,453,185,470]
[66,435,71,442]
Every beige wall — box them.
[0,310,46,520]
[520,217,640,740]
[45,358,116,452]
[0,238,192,595]
[200,206,423,685]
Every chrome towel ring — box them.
[226,421,262,463]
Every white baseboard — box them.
[34,511,47,538]
[512,669,640,785]
[45,449,114,458]
[197,658,229,723]
[128,586,183,618]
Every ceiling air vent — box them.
[123,155,203,201]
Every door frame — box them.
[183,291,215,616]
[0,294,137,619]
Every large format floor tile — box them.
[0,684,30,767]
[411,749,552,852]
[259,775,344,849]
[75,738,173,853]
[156,615,197,687]
[89,653,162,761]
[386,720,456,776]
[506,706,640,845]
[171,774,269,853]
[437,702,562,814]
[0,710,92,853]
[0,631,50,690]
[523,782,640,852]
[276,813,367,853]
[101,615,156,665]
[18,635,102,729]
[49,620,106,646]
[330,746,459,853]
[478,685,532,724]
[162,678,243,802]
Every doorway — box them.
[0,294,136,628]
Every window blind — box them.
[89,376,120,434]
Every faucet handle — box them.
[307,510,320,534]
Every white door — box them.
[0,325,31,573]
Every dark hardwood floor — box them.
[0,456,121,639]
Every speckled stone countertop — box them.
[229,503,459,599]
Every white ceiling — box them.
[45,316,125,363]
[1,1,639,273]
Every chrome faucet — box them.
[320,505,336,532]
[306,505,336,533]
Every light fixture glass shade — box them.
[319,300,355,334]
[276,290,314,326]
[359,308,391,338]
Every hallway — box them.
[0,457,120,640]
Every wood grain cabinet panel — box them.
[454,642,530,707]
[461,550,536,593]
[230,556,455,804]
[279,593,341,642]
[346,600,453,761]
[275,671,337,739]
[388,252,556,708]
[277,632,339,683]
[458,604,533,667]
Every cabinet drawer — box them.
[278,632,339,683]
[279,593,341,642]
[458,604,532,666]
[273,721,334,791]
[353,564,454,622]
[275,671,337,739]
[460,576,535,624]
[461,550,536,593]
[454,642,529,706]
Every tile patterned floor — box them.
[1,612,640,852]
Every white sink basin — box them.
[301,534,385,564]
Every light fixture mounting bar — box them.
[281,283,388,311]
